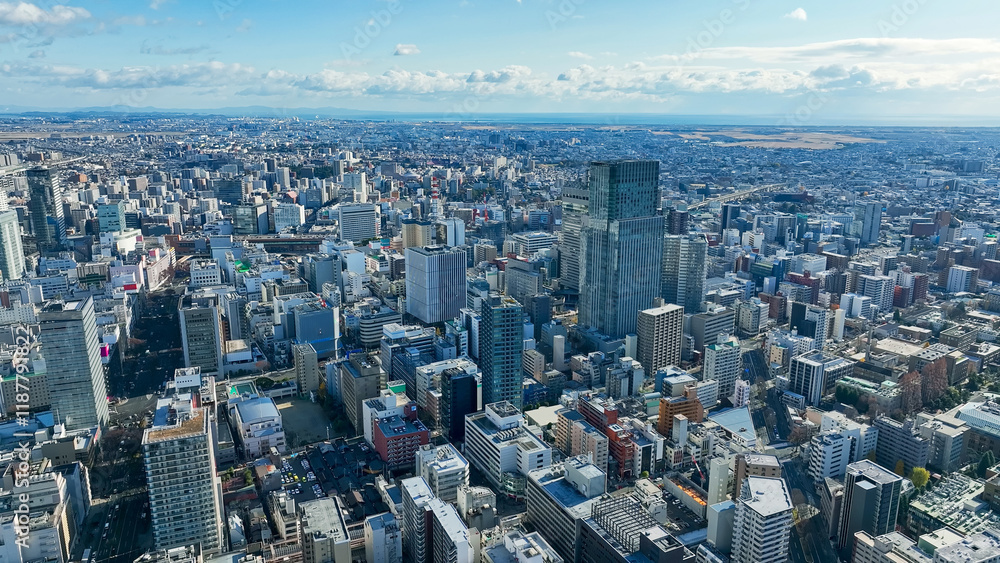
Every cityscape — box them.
[2,2,1000,563]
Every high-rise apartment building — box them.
[27,167,67,251]
[400,476,435,563]
[39,298,109,430]
[731,477,793,563]
[340,353,383,435]
[0,210,25,281]
[636,303,683,374]
[579,160,664,338]
[142,394,224,553]
[405,245,467,324]
[293,343,320,396]
[480,294,524,409]
[662,234,708,314]
[856,201,884,246]
[703,334,742,402]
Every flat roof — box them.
[741,476,792,517]
[708,406,756,444]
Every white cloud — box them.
[27,49,43,58]
[149,0,172,9]
[0,2,90,26]
[112,15,147,26]
[567,51,593,60]
[783,8,807,21]
[393,43,420,56]
[235,18,252,32]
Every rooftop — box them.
[740,476,792,517]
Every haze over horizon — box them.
[2,0,1000,124]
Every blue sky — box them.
[1,0,999,121]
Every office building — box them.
[947,265,979,294]
[851,531,933,563]
[340,353,383,434]
[480,293,524,409]
[662,234,708,314]
[837,460,903,555]
[788,351,854,408]
[39,298,109,430]
[405,245,467,324]
[299,498,351,563]
[27,167,67,251]
[0,210,24,281]
[689,305,736,354]
[578,495,696,563]
[703,334,742,400]
[97,200,126,233]
[293,343,320,396]
[143,394,224,553]
[731,477,793,563]
[636,303,684,374]
[526,456,607,561]
[416,443,470,504]
[483,529,564,563]
[579,160,665,338]
[440,367,478,443]
[558,184,588,291]
[465,401,552,494]
[334,203,378,242]
[179,292,225,376]
[233,201,268,235]
[934,530,1000,563]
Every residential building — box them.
[873,417,929,477]
[299,498,351,563]
[465,401,552,496]
[636,303,684,374]
[662,233,708,314]
[0,210,25,281]
[142,394,224,553]
[480,294,524,409]
[788,351,854,407]
[179,292,224,376]
[340,353,382,434]
[703,334,742,400]
[293,343,320,396]
[731,477,793,563]
[525,456,607,561]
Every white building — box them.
[415,443,470,504]
[465,401,552,492]
[229,395,285,457]
[731,379,751,408]
[272,202,306,232]
[299,497,351,563]
[731,477,793,563]
[334,203,378,242]
[704,334,742,400]
[190,259,223,288]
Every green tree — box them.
[894,460,905,476]
[978,451,997,478]
[244,469,254,485]
[910,467,930,489]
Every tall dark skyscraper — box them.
[579,160,664,338]
[721,203,741,232]
[480,293,523,409]
[27,167,67,252]
[441,367,477,442]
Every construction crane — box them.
[691,454,705,482]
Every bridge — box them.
[688,183,787,210]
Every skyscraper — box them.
[480,293,524,409]
[143,394,224,553]
[405,245,468,324]
[0,210,25,281]
[731,477,793,563]
[179,293,224,377]
[836,460,903,556]
[39,298,109,430]
[856,201,884,246]
[579,160,664,338]
[558,183,589,291]
[720,203,741,232]
[636,303,683,374]
[27,167,67,252]
[662,233,708,314]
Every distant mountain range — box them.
[1,104,998,127]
